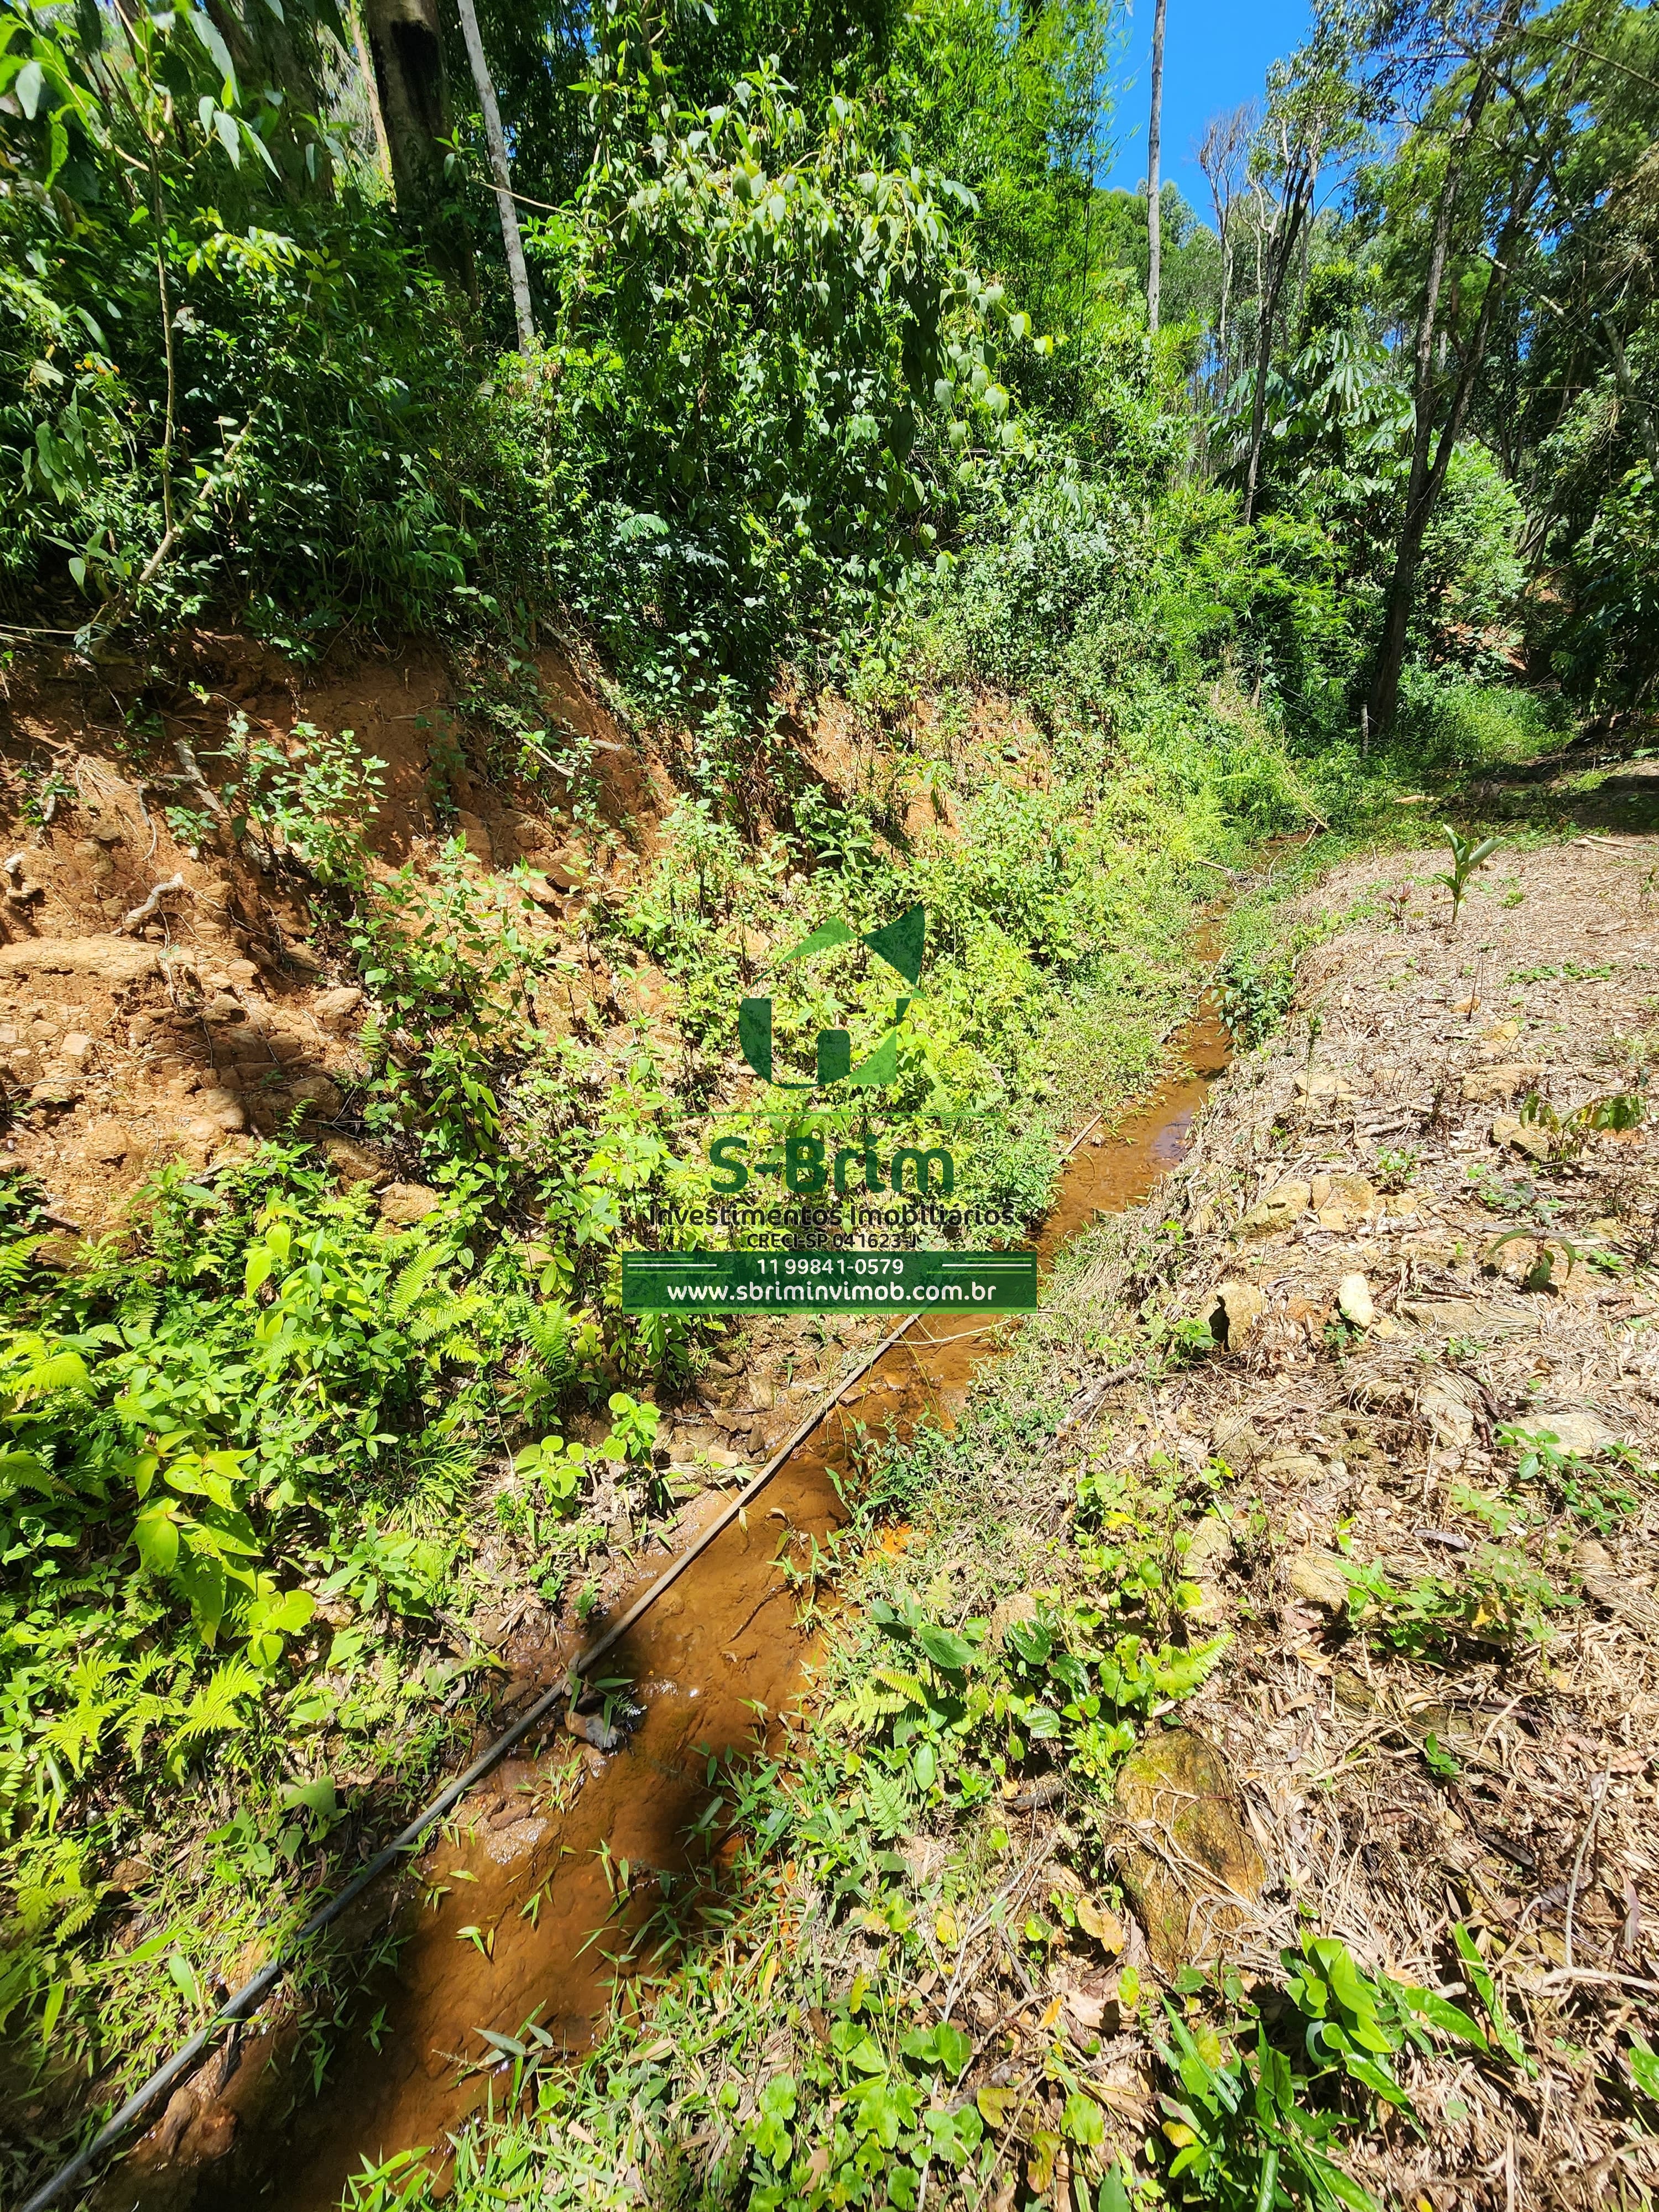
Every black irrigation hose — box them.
[21,994,1218,2212]
[17,1310,923,2212]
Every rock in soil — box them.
[1111,1727,1266,1973]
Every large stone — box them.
[1510,1409,1618,1459]
[1491,1114,1552,1164]
[1287,1550,1349,1616]
[1208,1280,1265,1350]
[319,1134,389,1187]
[1460,1063,1543,1104]
[314,987,365,1027]
[1112,1729,1267,1973]
[1293,1065,1356,1102]
[453,810,494,864]
[0,936,159,985]
[378,1181,442,1225]
[1239,1180,1310,1237]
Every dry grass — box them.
[956,833,1659,2207]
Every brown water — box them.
[107,1002,1231,2212]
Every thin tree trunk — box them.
[454,0,535,352]
[1600,306,1659,475]
[1146,0,1167,333]
[1217,229,1232,387]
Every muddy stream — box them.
[108,1003,1230,2212]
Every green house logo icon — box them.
[738,902,924,1091]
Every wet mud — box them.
[108,1005,1230,2212]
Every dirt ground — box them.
[1039,829,1659,2206]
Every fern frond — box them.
[166,1657,263,1754]
[871,1666,928,1709]
[524,1301,575,1379]
[389,1241,447,1322]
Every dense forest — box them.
[3,0,1659,2205]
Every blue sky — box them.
[1100,0,1312,217]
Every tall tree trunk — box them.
[1371,11,1531,734]
[349,0,395,193]
[359,0,473,294]
[205,0,333,196]
[1241,170,1310,525]
[453,0,535,351]
[1371,175,1540,728]
[1146,0,1167,334]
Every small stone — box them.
[1337,1272,1375,1327]
[987,1591,1041,1652]
[378,1181,442,1225]
[280,940,324,973]
[1259,1452,1327,1483]
[519,873,565,910]
[1209,1280,1265,1350]
[29,1077,81,1108]
[1316,1175,1381,1230]
[1185,1517,1234,1578]
[59,1031,93,1067]
[1419,1377,1478,1448]
[1491,1114,1552,1162]
[1211,1415,1266,1468]
[1183,1517,1234,1626]
[1287,1551,1349,1616]
[314,986,364,1027]
[179,1114,221,1144]
[84,1120,129,1163]
[202,994,246,1026]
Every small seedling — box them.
[1436,825,1506,928]
[1484,1228,1579,1291]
